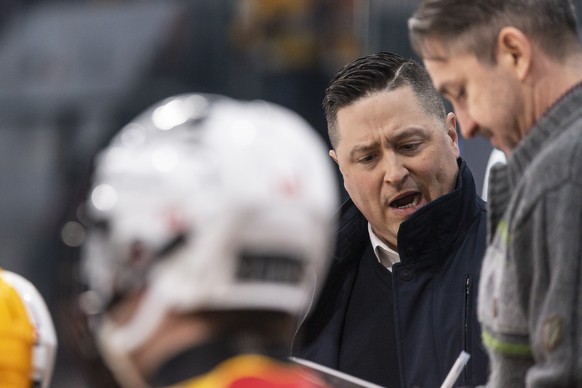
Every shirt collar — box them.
[368,223,400,271]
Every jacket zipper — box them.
[290,272,317,357]
[462,275,471,383]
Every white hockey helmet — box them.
[0,268,57,388]
[80,94,338,356]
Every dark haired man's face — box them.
[330,86,459,250]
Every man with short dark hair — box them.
[410,1,582,386]
[293,52,489,388]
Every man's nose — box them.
[455,108,479,139]
[383,154,409,186]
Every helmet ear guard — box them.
[0,269,57,388]
[79,94,339,381]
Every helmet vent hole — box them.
[236,252,304,284]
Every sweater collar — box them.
[486,81,582,239]
[507,81,582,188]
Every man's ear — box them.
[445,112,460,157]
[329,149,339,164]
[497,26,532,81]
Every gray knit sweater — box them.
[478,82,582,387]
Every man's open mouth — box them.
[390,193,421,209]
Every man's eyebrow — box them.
[390,127,429,142]
[349,143,377,158]
[435,81,455,96]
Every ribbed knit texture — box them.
[479,81,582,387]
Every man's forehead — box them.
[336,89,413,126]
[417,35,453,61]
[422,61,457,95]
[422,47,475,90]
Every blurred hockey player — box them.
[0,268,57,388]
[77,94,339,387]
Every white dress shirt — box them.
[368,223,400,271]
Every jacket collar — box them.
[335,158,484,265]
[397,158,483,263]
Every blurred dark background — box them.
[1,0,581,386]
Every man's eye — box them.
[445,87,466,105]
[358,154,377,163]
[456,87,466,101]
[400,143,421,152]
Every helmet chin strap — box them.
[96,289,168,386]
[97,326,148,388]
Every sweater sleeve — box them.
[479,177,582,387]
[512,180,582,386]
[478,215,534,387]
